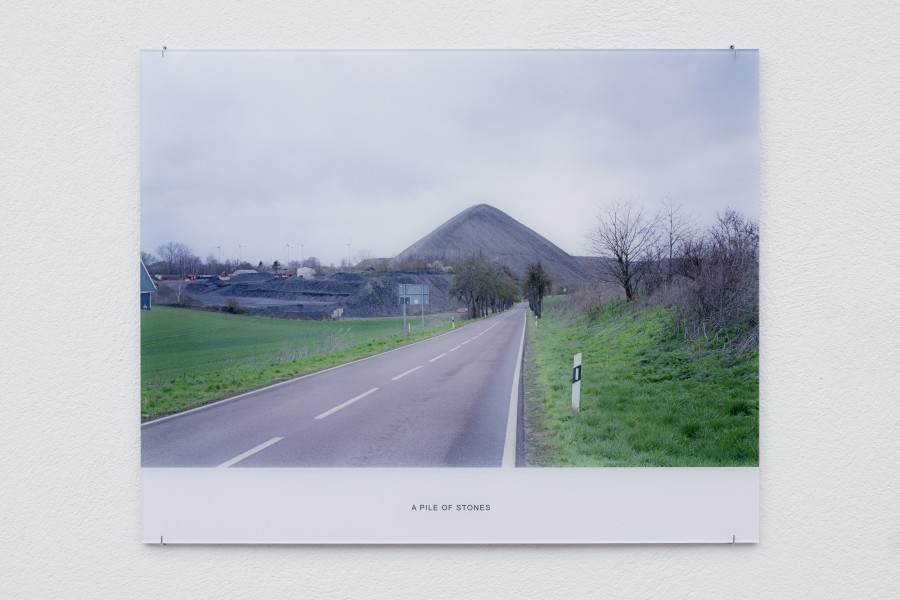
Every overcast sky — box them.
[141,50,758,268]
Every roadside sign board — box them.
[399,284,429,305]
[399,284,429,333]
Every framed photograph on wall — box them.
[140,49,759,543]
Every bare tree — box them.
[659,196,693,288]
[587,201,660,301]
[156,241,195,277]
[524,261,552,318]
[172,278,187,304]
[140,250,157,268]
[205,252,226,276]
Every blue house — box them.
[140,261,157,310]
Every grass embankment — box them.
[526,296,758,467]
[141,307,462,419]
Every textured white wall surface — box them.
[1,1,898,598]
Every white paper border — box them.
[143,467,758,544]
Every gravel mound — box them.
[178,271,463,319]
[391,203,593,289]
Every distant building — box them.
[296,267,315,278]
[140,261,157,310]
[232,269,259,276]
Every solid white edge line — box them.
[428,353,447,363]
[501,310,527,468]
[315,387,380,420]
[216,437,284,468]
[142,316,493,428]
[391,365,422,381]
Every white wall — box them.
[2,1,898,598]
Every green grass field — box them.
[525,296,758,467]
[141,307,461,418]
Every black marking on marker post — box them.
[572,365,581,383]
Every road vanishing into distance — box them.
[142,305,527,468]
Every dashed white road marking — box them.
[217,437,284,468]
[315,387,380,420]
[428,353,447,363]
[449,345,462,352]
[392,366,423,381]
[461,340,470,346]
[142,320,468,428]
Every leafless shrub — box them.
[225,298,248,314]
[587,200,758,351]
[667,209,759,349]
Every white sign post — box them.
[572,353,582,411]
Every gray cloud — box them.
[141,50,758,266]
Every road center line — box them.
[217,437,284,468]
[315,387,380,420]
[449,345,462,352]
[461,340,470,345]
[428,353,447,363]
[392,366,423,381]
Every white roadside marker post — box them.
[572,353,582,411]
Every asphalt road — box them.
[141,305,527,468]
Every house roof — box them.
[140,261,157,293]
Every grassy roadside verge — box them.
[141,307,466,419]
[524,296,758,467]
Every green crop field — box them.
[524,296,758,467]
[141,307,461,419]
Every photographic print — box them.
[141,50,758,542]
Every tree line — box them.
[445,255,553,321]
[587,198,759,348]
[449,256,520,319]
[142,242,328,278]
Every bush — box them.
[665,210,759,350]
[225,298,248,314]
